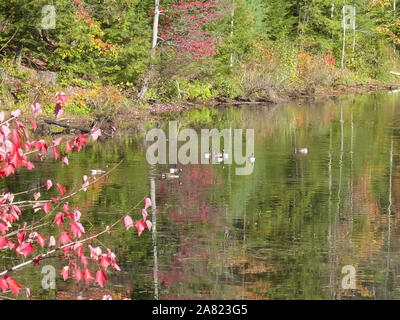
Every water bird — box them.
[295,148,308,155]
[91,165,109,175]
[161,172,180,179]
[214,150,228,162]
[203,148,211,160]
[248,153,256,164]
[169,164,182,174]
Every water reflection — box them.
[3,91,400,299]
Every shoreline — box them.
[16,81,400,137]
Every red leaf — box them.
[61,266,70,281]
[6,277,21,296]
[123,215,133,230]
[17,230,25,244]
[84,268,94,284]
[74,269,84,283]
[95,269,107,287]
[30,119,37,132]
[70,222,85,239]
[56,183,64,196]
[63,202,69,213]
[0,223,8,235]
[53,212,64,227]
[59,232,71,245]
[135,220,146,237]
[55,103,63,119]
[37,234,46,247]
[43,203,50,214]
[0,236,6,249]
[52,146,59,161]
[0,278,7,292]
[55,92,67,106]
[26,161,35,170]
[81,255,89,267]
[20,242,34,258]
[100,256,111,271]
[65,141,73,153]
[76,246,83,257]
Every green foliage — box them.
[1,0,400,104]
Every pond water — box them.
[3,90,400,300]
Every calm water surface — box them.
[4,91,400,299]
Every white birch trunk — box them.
[138,0,160,101]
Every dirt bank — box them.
[32,81,400,136]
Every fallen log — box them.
[44,119,91,133]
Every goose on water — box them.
[215,150,229,161]
[91,165,109,175]
[161,172,180,179]
[295,148,308,155]
[169,164,182,174]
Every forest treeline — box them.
[1,0,400,114]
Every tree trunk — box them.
[138,0,160,101]
[229,3,234,68]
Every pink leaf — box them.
[90,128,102,141]
[0,278,7,292]
[20,242,35,258]
[6,277,21,296]
[45,179,52,190]
[142,209,148,221]
[43,203,50,214]
[146,220,152,231]
[52,137,62,147]
[62,156,69,166]
[73,209,81,222]
[95,269,107,287]
[37,234,46,247]
[70,222,85,239]
[56,183,64,196]
[123,215,133,230]
[30,103,42,117]
[52,146,59,161]
[61,266,70,281]
[83,268,94,284]
[11,109,21,118]
[81,255,89,268]
[53,212,64,227]
[59,232,71,245]
[144,197,152,209]
[55,103,63,120]
[74,269,84,283]
[30,119,37,132]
